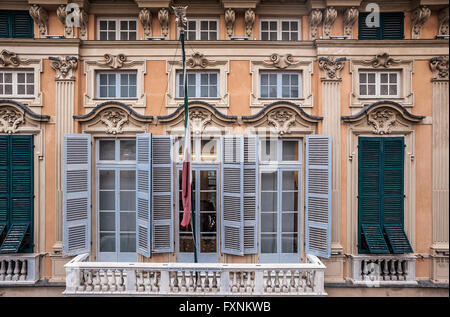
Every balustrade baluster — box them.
[188,271,195,292]
[117,270,124,291]
[85,270,93,291]
[109,269,117,292]
[0,260,6,280]
[181,271,187,292]
[212,272,218,292]
[389,260,396,281]
[93,270,101,292]
[76,269,85,292]
[144,271,151,292]
[154,271,160,292]
[290,270,296,293]
[361,260,368,281]
[274,270,281,293]
[281,271,288,293]
[265,271,272,293]
[136,270,144,292]
[196,272,203,292]
[11,260,20,281]
[402,260,408,281]
[19,260,27,281]
[204,271,210,292]
[239,272,245,293]
[230,271,237,293]
[100,269,109,291]
[246,272,253,293]
[5,260,13,280]
[172,271,179,292]
[396,260,403,281]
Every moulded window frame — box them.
[358,70,401,99]
[183,17,220,41]
[96,71,138,100]
[259,18,301,41]
[175,70,220,99]
[0,69,35,98]
[259,71,302,100]
[97,17,138,41]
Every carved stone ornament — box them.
[139,8,152,37]
[309,9,323,40]
[158,8,170,39]
[245,9,255,38]
[56,5,73,37]
[323,7,337,38]
[225,8,235,39]
[187,53,215,68]
[343,7,358,38]
[263,54,300,69]
[430,56,449,81]
[0,50,21,67]
[50,56,78,80]
[100,109,129,134]
[411,6,431,39]
[267,110,296,135]
[78,8,89,40]
[438,7,449,35]
[173,6,187,31]
[362,53,400,68]
[189,110,212,135]
[98,54,130,69]
[367,108,397,135]
[318,57,346,80]
[0,107,24,134]
[29,5,48,38]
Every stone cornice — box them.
[74,101,154,122]
[341,101,425,123]
[242,101,323,123]
[157,101,237,123]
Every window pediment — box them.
[0,99,49,134]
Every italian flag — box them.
[180,32,192,228]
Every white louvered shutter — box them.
[136,134,152,257]
[243,135,258,254]
[221,135,244,255]
[62,134,91,256]
[305,135,332,258]
[152,136,174,253]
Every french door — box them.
[260,167,301,263]
[177,166,219,263]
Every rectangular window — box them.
[177,71,219,98]
[176,137,218,163]
[0,70,34,97]
[358,12,404,40]
[260,139,301,164]
[0,10,33,38]
[261,19,300,41]
[260,72,301,99]
[185,18,218,40]
[359,71,400,98]
[98,18,137,40]
[97,71,137,99]
[98,139,136,162]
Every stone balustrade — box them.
[64,254,327,296]
[0,254,41,284]
[351,255,417,285]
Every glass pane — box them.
[201,86,208,97]
[261,86,268,98]
[100,170,115,190]
[120,21,127,30]
[100,21,107,30]
[210,21,217,30]
[108,21,116,29]
[200,191,216,212]
[17,85,25,95]
[200,233,216,253]
[282,213,298,233]
[210,74,217,85]
[4,85,12,95]
[261,74,268,85]
[120,212,136,231]
[4,73,12,83]
[100,32,107,41]
[180,233,194,252]
[129,21,136,30]
[120,170,135,190]
[187,86,196,97]
[27,84,34,95]
[121,85,128,97]
[281,234,297,253]
[100,212,115,231]
[282,21,289,31]
[120,233,136,252]
[291,22,298,31]
[109,32,116,41]
[270,21,277,29]
[282,192,298,211]
[282,141,298,161]
[360,85,367,95]
[291,87,298,98]
[291,74,298,85]
[389,85,397,95]
[100,191,115,210]
[100,233,115,252]
[261,21,268,31]
[261,212,277,232]
[209,85,217,97]
[368,85,376,95]
[260,139,277,161]
[200,213,216,232]
[270,32,277,40]
[179,212,193,232]
[359,73,366,83]
[282,74,289,85]
[99,140,115,160]
[261,234,277,253]
[200,170,216,190]
[129,74,137,85]
[282,32,289,41]
[368,73,376,83]
[261,172,277,190]
[200,21,208,30]
[291,32,298,41]
[261,192,277,212]
[129,85,137,98]
[200,32,208,40]
[120,140,136,161]
[269,74,277,85]
[380,73,388,83]
[120,191,136,211]
[120,32,127,40]
[282,170,298,190]
[201,139,217,161]
[380,84,388,95]
[389,73,397,83]
[17,73,25,83]
[269,86,277,98]
[282,86,289,97]
[210,32,217,40]
[261,32,269,41]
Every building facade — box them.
[0,0,448,296]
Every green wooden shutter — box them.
[0,136,9,237]
[381,12,404,40]
[382,138,412,253]
[12,11,33,38]
[358,12,380,40]
[358,137,389,254]
[0,12,9,38]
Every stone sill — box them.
[325,280,449,289]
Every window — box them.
[260,72,301,99]
[358,12,404,40]
[98,139,136,162]
[0,70,34,97]
[358,137,413,254]
[0,10,33,38]
[359,71,400,98]
[97,71,137,98]
[185,18,218,40]
[177,71,219,98]
[175,137,219,163]
[98,18,137,40]
[0,135,34,254]
[260,19,300,41]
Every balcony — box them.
[64,254,327,296]
[0,254,41,285]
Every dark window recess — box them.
[358,12,404,40]
[0,10,34,38]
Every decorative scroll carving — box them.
[50,56,78,80]
[430,56,449,81]
[367,108,397,135]
[56,5,73,37]
[189,110,212,135]
[158,8,170,39]
[362,53,400,68]
[323,7,337,38]
[411,6,431,39]
[245,9,255,38]
[263,54,300,69]
[0,50,21,67]
[79,9,89,40]
[29,5,48,38]
[139,8,152,38]
[187,53,215,68]
[267,110,296,135]
[98,54,130,69]
[309,9,322,40]
[0,107,24,134]
[438,7,449,35]
[225,8,235,39]
[343,7,358,38]
[173,6,187,30]
[100,109,129,134]
[318,57,346,80]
